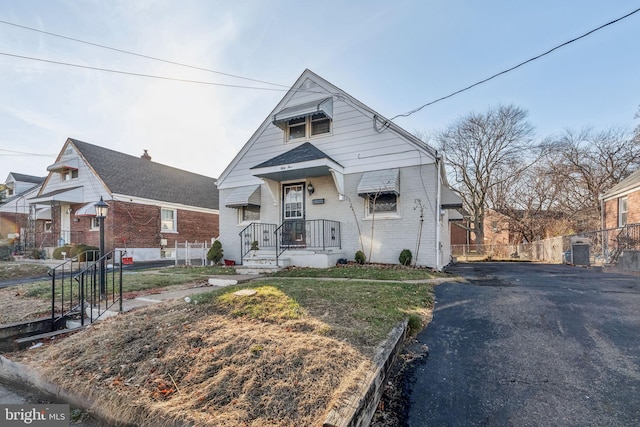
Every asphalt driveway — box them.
[406,262,640,426]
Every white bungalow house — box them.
[217,70,461,270]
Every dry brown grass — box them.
[12,288,375,426]
[0,284,51,324]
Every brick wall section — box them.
[603,190,640,229]
[69,201,219,252]
[0,212,28,238]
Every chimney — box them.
[141,149,151,161]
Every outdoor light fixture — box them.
[94,196,109,218]
[94,196,109,295]
[307,183,315,195]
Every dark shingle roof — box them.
[70,139,219,210]
[9,173,46,184]
[251,142,341,169]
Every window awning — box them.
[35,207,51,220]
[225,185,261,208]
[357,169,400,196]
[74,202,97,217]
[272,97,333,129]
[47,157,80,171]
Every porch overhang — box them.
[28,186,84,204]
[251,158,343,182]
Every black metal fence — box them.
[49,250,125,329]
[239,220,341,263]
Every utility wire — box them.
[0,148,56,157]
[389,7,640,121]
[0,19,289,88]
[0,52,289,91]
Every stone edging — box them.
[323,319,409,427]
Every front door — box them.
[282,183,305,247]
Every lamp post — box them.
[94,197,109,295]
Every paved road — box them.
[406,262,640,426]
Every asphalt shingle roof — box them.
[251,142,341,169]
[70,139,219,210]
[9,173,46,184]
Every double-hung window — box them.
[161,208,177,232]
[619,196,628,227]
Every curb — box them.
[323,319,409,427]
[0,354,125,425]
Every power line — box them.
[0,148,56,157]
[389,7,640,121]
[0,52,289,91]
[0,19,290,89]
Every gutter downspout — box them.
[436,154,442,270]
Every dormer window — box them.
[286,113,331,141]
[273,97,333,142]
[61,168,79,181]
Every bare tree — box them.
[437,104,538,244]
[544,127,640,227]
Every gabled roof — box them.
[217,69,438,188]
[251,142,340,169]
[68,139,219,210]
[600,168,640,200]
[7,173,46,184]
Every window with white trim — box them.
[619,196,628,227]
[90,217,100,230]
[365,193,398,217]
[161,208,177,232]
[286,113,331,141]
[61,168,79,181]
[44,221,52,232]
[240,205,260,223]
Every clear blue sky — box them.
[1,1,638,179]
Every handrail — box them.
[48,250,100,331]
[73,250,125,326]
[274,219,341,266]
[239,223,278,262]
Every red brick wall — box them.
[450,220,469,245]
[0,212,27,238]
[603,190,640,229]
[69,201,219,252]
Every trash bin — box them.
[569,236,591,266]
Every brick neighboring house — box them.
[27,138,219,261]
[0,173,46,247]
[600,168,640,229]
